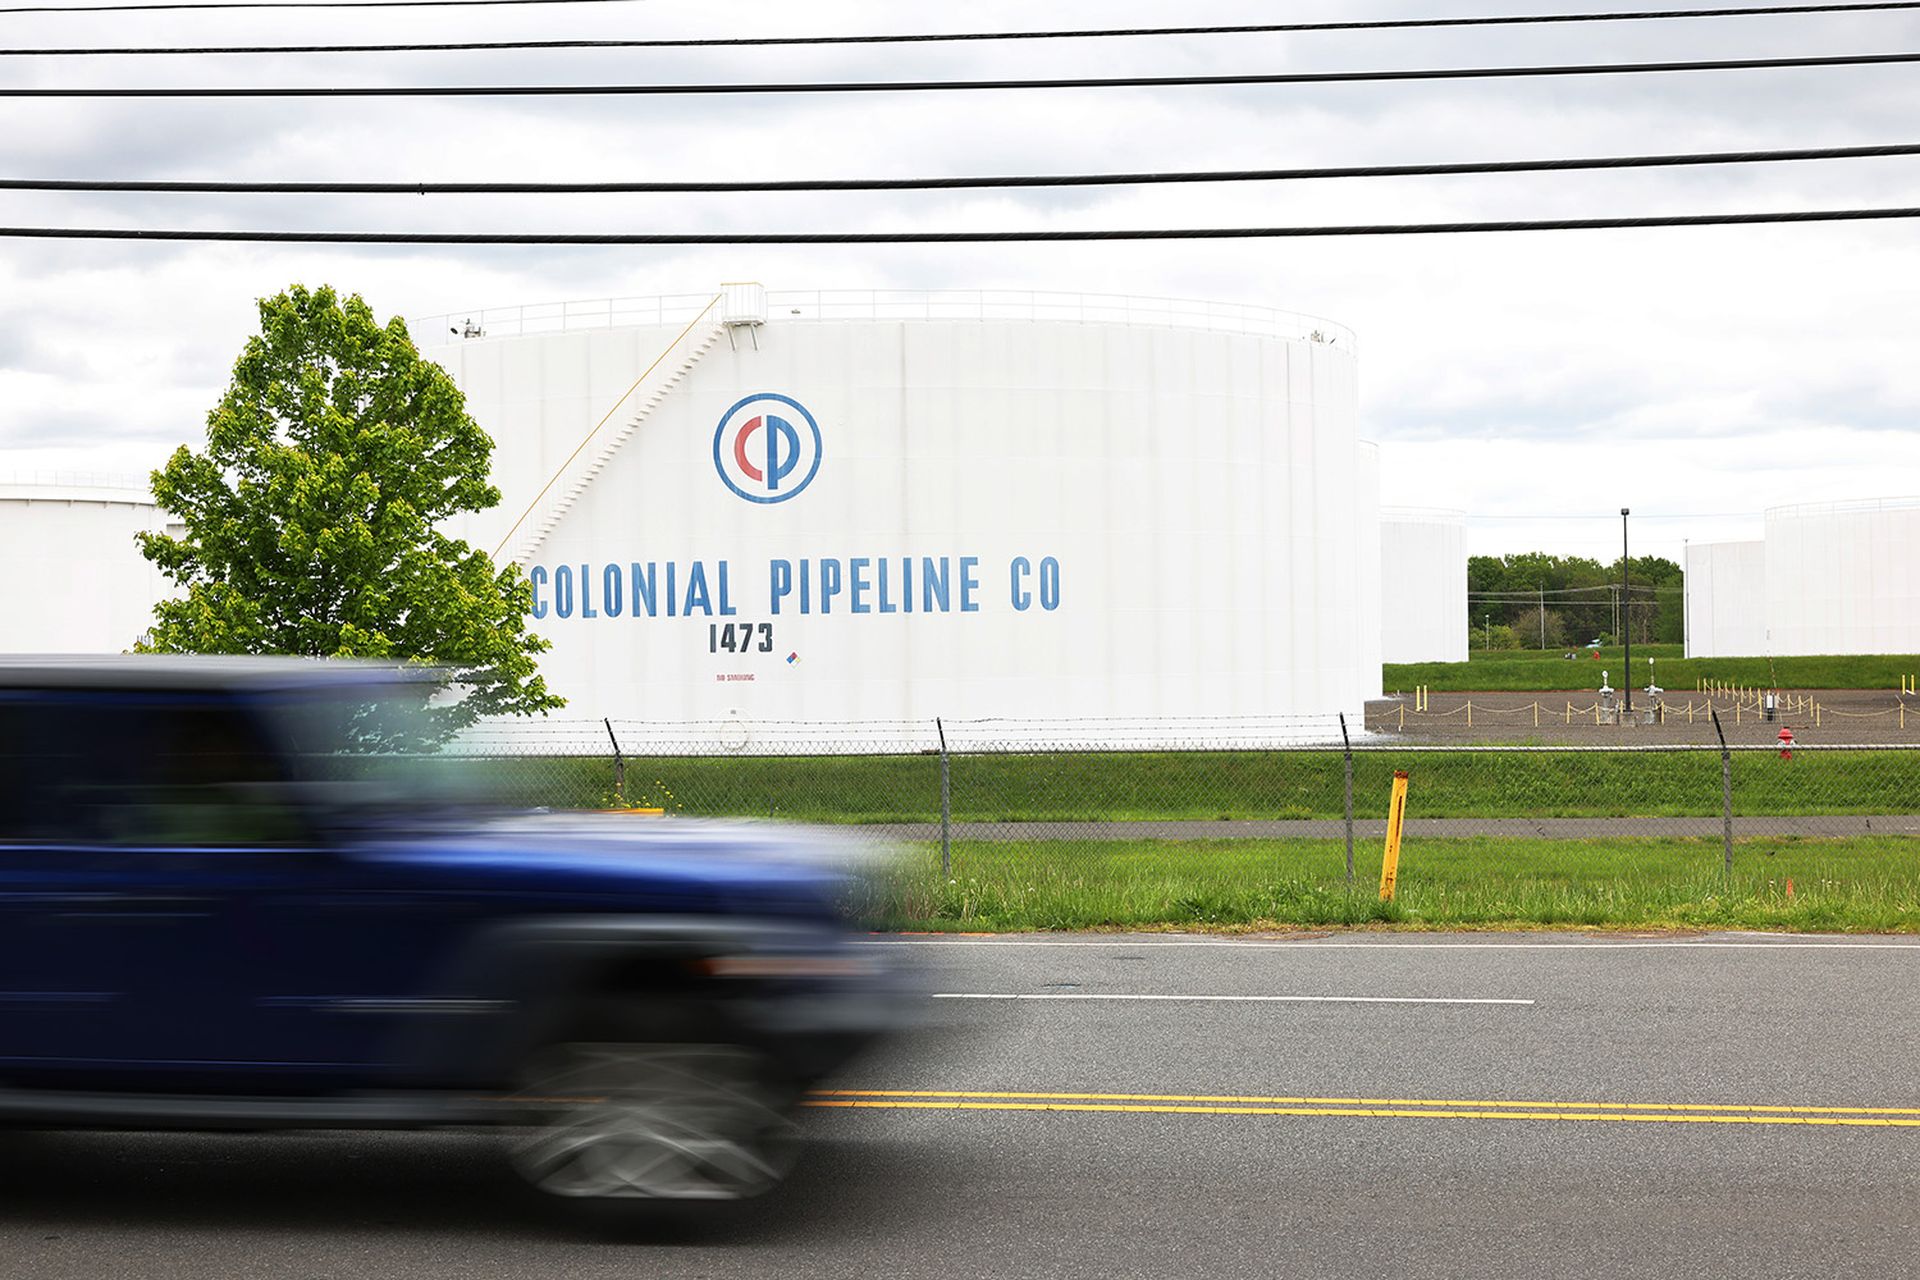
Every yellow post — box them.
[1398,705,1405,730]
[1379,770,1410,902]
[1816,701,1822,727]
[1534,702,1540,728]
[1566,702,1572,724]
[1466,701,1473,728]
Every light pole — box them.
[1485,614,1491,650]
[1621,508,1632,715]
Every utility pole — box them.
[1622,508,1632,715]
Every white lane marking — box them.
[870,939,1920,950]
[932,993,1533,1005]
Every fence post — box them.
[1711,709,1732,875]
[1339,713,1354,885]
[936,717,952,879]
[603,717,625,808]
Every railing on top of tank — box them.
[415,289,1357,350]
[1764,495,1920,520]
[0,469,154,494]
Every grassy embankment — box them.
[1384,645,1920,693]
[851,835,1920,933]
[490,747,1915,822]
[477,748,1920,932]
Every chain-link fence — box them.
[424,716,1920,929]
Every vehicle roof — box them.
[0,655,442,692]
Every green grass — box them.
[1385,646,1920,692]
[481,748,1917,823]
[852,835,1920,931]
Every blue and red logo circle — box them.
[712,393,822,504]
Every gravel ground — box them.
[1363,688,1918,745]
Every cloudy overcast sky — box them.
[2,0,1918,566]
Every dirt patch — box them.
[1362,688,1917,745]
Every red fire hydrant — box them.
[1778,726,1795,760]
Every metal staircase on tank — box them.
[493,292,728,569]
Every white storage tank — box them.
[1763,498,1920,656]
[1378,507,1468,663]
[1683,540,1767,658]
[1353,442,1384,700]
[0,476,175,654]
[421,288,1369,743]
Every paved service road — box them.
[5,933,1920,1278]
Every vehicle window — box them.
[0,693,310,848]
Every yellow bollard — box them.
[1566,702,1572,724]
[1816,701,1822,727]
[1379,771,1410,902]
[1534,702,1540,728]
[1398,705,1405,731]
[1466,701,1472,728]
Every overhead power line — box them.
[8,50,1920,96]
[9,2,1920,55]
[6,142,1917,193]
[0,0,641,12]
[2,206,1918,243]
[1472,586,1670,596]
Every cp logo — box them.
[712,392,823,504]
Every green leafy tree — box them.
[1469,550,1681,649]
[136,284,563,733]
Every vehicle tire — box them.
[506,1034,800,1206]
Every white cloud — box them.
[3,0,1919,557]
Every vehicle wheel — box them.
[508,1041,799,1203]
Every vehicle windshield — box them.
[263,679,491,825]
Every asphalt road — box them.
[6,932,1920,1278]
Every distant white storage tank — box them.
[1683,540,1767,658]
[421,288,1370,741]
[1353,442,1384,700]
[1378,507,1468,664]
[0,476,175,654]
[1764,498,1920,656]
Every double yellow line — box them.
[806,1089,1920,1129]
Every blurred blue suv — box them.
[0,657,899,1207]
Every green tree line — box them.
[1467,552,1683,650]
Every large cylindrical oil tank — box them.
[1378,507,1468,663]
[1354,442,1384,700]
[1763,498,1920,655]
[0,477,175,653]
[1683,540,1767,658]
[422,288,1369,743]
